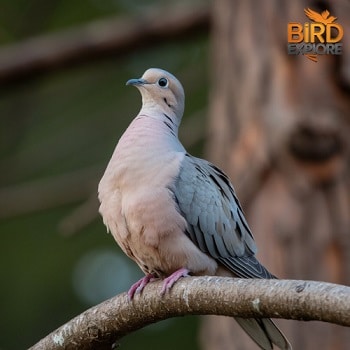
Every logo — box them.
[287,8,343,62]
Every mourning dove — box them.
[98,68,292,350]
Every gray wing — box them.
[171,153,274,279]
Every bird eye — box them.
[157,77,168,88]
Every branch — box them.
[0,166,100,220]
[29,277,350,350]
[0,4,210,84]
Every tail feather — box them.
[235,317,292,350]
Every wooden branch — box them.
[29,277,350,350]
[0,4,210,84]
[0,166,100,220]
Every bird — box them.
[98,68,292,350]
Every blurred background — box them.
[0,0,349,349]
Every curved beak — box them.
[126,78,147,86]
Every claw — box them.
[127,273,157,300]
[160,268,190,295]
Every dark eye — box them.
[157,77,168,88]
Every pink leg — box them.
[127,273,157,300]
[160,268,190,295]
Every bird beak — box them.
[126,78,148,86]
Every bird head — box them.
[126,68,185,124]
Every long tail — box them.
[235,317,292,350]
[215,258,291,348]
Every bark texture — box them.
[29,277,350,350]
[204,0,350,349]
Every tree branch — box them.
[0,4,210,84]
[0,166,100,220]
[29,277,350,350]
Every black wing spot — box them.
[237,208,252,236]
[163,97,172,108]
[163,113,174,124]
[195,164,206,176]
[163,121,175,136]
[235,220,243,239]
[209,173,230,199]
[209,164,236,197]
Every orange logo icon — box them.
[287,8,343,62]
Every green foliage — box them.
[0,2,209,349]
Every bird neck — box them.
[118,114,185,156]
[138,106,181,137]
[140,99,182,129]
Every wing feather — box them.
[171,154,272,279]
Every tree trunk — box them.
[202,0,350,349]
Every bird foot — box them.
[160,268,190,295]
[127,273,157,300]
